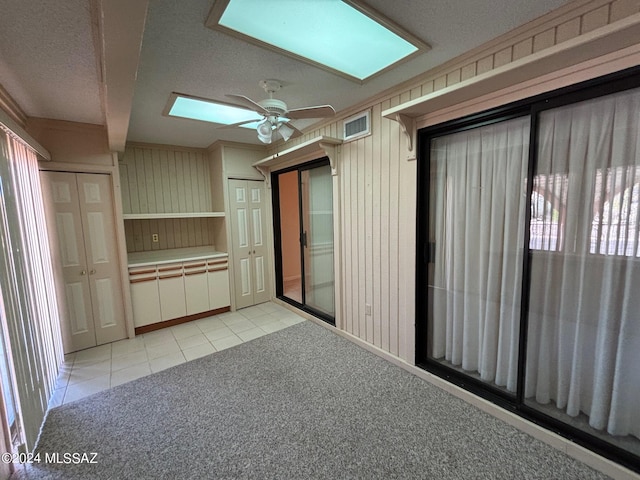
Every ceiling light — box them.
[207,0,430,82]
[277,123,294,142]
[256,118,273,144]
[165,93,262,125]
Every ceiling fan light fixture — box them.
[257,118,273,143]
[277,122,294,142]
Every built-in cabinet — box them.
[128,251,230,330]
[120,144,231,330]
[40,171,128,352]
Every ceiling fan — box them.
[224,79,335,144]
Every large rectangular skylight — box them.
[207,0,429,82]
[165,93,262,127]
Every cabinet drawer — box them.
[157,262,183,279]
[129,266,158,283]
[207,258,228,272]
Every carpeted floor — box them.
[12,321,610,480]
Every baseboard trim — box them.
[134,306,231,335]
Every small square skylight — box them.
[165,93,262,127]
[206,0,430,82]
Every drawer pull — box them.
[208,266,228,272]
[184,262,206,268]
[208,260,227,266]
[129,268,157,276]
[158,266,182,273]
[130,277,157,284]
[185,270,207,276]
[159,273,183,280]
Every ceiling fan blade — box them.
[286,105,336,119]
[225,94,269,115]
[216,118,263,129]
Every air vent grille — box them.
[343,110,370,141]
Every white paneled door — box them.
[41,171,127,352]
[228,179,270,309]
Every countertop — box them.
[127,246,228,267]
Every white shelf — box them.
[253,136,343,179]
[123,212,225,220]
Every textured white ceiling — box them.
[0,0,569,148]
[0,0,103,125]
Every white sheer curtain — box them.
[525,88,640,439]
[430,116,530,392]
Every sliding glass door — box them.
[273,159,335,323]
[426,116,529,394]
[417,73,640,468]
[524,88,640,458]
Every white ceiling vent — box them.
[343,110,370,142]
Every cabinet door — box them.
[158,263,186,321]
[184,261,209,315]
[129,267,161,327]
[208,258,230,310]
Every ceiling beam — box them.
[97,0,149,152]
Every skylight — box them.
[206,0,429,82]
[166,93,262,127]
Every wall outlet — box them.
[365,304,372,315]
[152,233,159,243]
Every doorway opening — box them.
[272,158,335,324]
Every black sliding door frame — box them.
[272,157,335,325]
[415,66,640,472]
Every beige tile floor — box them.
[50,302,306,408]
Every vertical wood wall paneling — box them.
[176,151,187,212]
[120,144,215,253]
[124,218,218,253]
[357,137,366,340]
[149,218,160,250]
[119,163,132,214]
[371,102,382,348]
[168,150,179,212]
[144,147,157,214]
[152,149,164,213]
[158,149,170,212]
[133,219,144,252]
[388,94,401,357]
[165,218,175,249]
[380,98,391,353]
[135,147,149,213]
[397,90,418,362]
[344,140,354,336]
[364,120,374,345]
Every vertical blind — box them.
[0,125,63,450]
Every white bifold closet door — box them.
[228,179,270,309]
[41,171,127,353]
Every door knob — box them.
[89,269,96,275]
[80,270,86,276]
